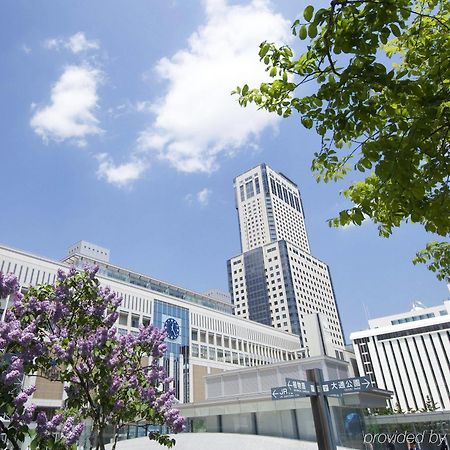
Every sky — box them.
[1,0,448,341]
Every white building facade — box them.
[234,164,310,254]
[228,164,345,353]
[0,242,303,409]
[350,302,450,411]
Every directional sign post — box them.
[320,376,372,396]
[271,386,304,400]
[285,378,317,396]
[271,376,375,400]
[307,368,337,450]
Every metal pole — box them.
[306,368,337,450]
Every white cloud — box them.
[135,101,153,113]
[197,188,212,205]
[96,153,148,187]
[44,32,99,54]
[21,44,31,54]
[68,32,100,53]
[185,188,213,206]
[138,0,291,173]
[30,65,102,145]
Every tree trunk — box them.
[111,430,119,450]
[96,428,106,450]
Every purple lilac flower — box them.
[4,370,21,385]
[13,392,29,406]
[64,423,84,445]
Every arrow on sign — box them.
[271,386,304,400]
[361,378,371,389]
[272,388,281,399]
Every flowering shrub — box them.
[0,268,184,450]
[1,272,83,450]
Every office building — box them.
[0,241,303,410]
[227,164,345,353]
[234,164,310,254]
[351,301,450,411]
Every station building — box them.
[0,241,303,409]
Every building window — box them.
[270,178,276,194]
[131,315,139,328]
[245,181,254,199]
[192,329,198,341]
[255,177,260,194]
[119,312,128,326]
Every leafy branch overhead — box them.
[234,0,450,281]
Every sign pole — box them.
[306,368,337,450]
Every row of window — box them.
[239,176,261,202]
[269,177,301,212]
[118,310,151,328]
[191,310,299,350]
[377,322,450,340]
[391,312,437,325]
[191,329,297,359]
[0,259,56,287]
[191,343,294,366]
[272,199,309,252]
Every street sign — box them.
[271,386,305,400]
[320,376,373,395]
[271,375,374,400]
[285,378,316,395]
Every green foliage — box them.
[413,241,450,281]
[420,395,439,412]
[235,0,450,281]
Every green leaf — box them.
[242,84,249,96]
[303,5,314,22]
[308,24,317,39]
[259,43,270,58]
[390,24,401,37]
[299,25,307,40]
[301,117,313,129]
[269,67,277,77]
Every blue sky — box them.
[1,0,447,340]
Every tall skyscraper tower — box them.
[235,164,310,254]
[228,164,345,353]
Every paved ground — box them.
[106,433,358,450]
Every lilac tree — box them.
[1,273,83,450]
[1,268,185,450]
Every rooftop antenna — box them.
[411,300,426,311]
[363,303,370,322]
